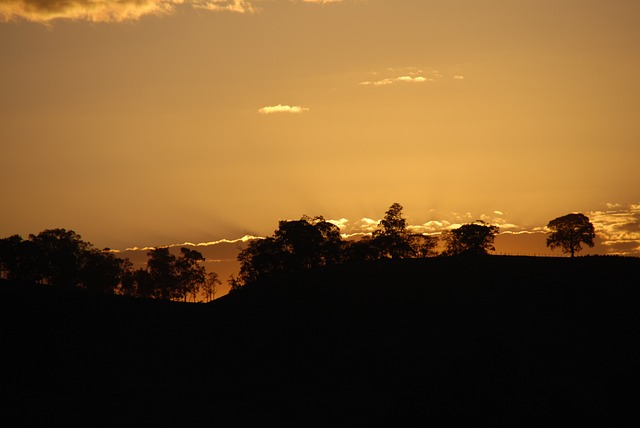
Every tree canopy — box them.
[443,221,500,256]
[546,213,595,257]
[237,215,342,285]
[0,229,127,290]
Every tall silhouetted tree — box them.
[175,248,206,302]
[546,213,595,257]
[202,272,221,302]
[146,247,178,299]
[443,221,499,256]
[372,203,413,258]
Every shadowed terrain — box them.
[2,256,639,425]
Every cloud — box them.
[0,0,258,23]
[0,0,351,23]
[454,75,465,80]
[326,218,349,231]
[123,234,262,251]
[359,76,432,86]
[193,0,258,13]
[587,203,640,255]
[258,104,309,114]
[359,67,442,86]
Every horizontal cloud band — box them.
[0,0,344,23]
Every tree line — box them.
[0,229,220,302]
[0,203,595,299]
[232,204,596,290]
[231,203,499,290]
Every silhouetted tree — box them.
[546,213,595,257]
[228,274,243,294]
[0,235,32,281]
[237,215,343,285]
[407,233,438,258]
[175,248,206,302]
[28,229,91,287]
[341,236,381,263]
[202,272,221,302]
[140,246,209,301]
[237,237,283,285]
[372,203,413,258]
[146,247,177,299]
[80,248,128,294]
[127,268,155,298]
[443,221,499,256]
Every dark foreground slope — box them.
[2,256,639,426]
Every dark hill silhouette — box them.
[2,256,639,426]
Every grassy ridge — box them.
[2,256,639,425]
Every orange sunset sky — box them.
[1,1,639,263]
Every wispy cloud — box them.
[0,0,258,24]
[258,104,309,114]
[193,0,258,14]
[122,235,262,252]
[0,0,351,23]
[360,76,431,86]
[359,67,443,87]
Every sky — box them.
[2,0,640,264]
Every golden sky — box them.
[1,0,639,256]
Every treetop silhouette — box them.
[443,221,500,256]
[546,213,595,257]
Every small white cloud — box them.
[454,75,465,80]
[258,104,310,114]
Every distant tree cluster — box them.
[0,229,126,292]
[119,247,218,302]
[233,203,501,289]
[0,229,219,302]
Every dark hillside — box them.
[2,256,639,426]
